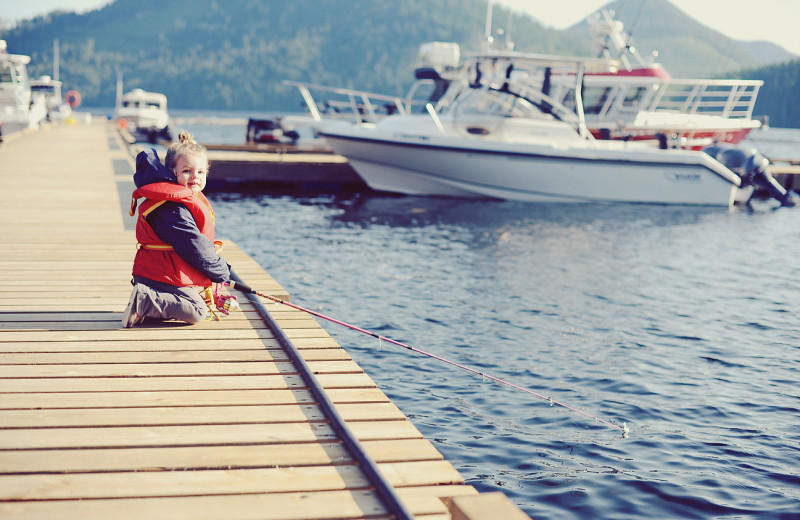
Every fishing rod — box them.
[227,279,629,436]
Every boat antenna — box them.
[53,39,59,83]
[624,1,647,54]
[484,0,495,49]
[114,66,123,110]
[505,9,514,50]
[227,278,630,436]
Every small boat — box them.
[30,75,73,122]
[321,52,794,207]
[0,40,47,135]
[114,88,171,143]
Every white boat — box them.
[320,52,794,207]
[285,15,763,156]
[114,88,171,142]
[30,75,73,121]
[411,10,764,151]
[0,40,47,135]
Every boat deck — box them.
[0,122,529,519]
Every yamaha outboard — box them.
[703,144,799,207]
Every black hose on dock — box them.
[230,269,415,520]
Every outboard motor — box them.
[703,144,799,207]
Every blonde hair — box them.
[165,131,208,171]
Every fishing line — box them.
[227,279,629,436]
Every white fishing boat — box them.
[286,9,762,154]
[0,40,47,135]
[321,52,794,207]
[114,88,171,143]
[30,75,73,121]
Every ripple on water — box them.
[210,191,800,519]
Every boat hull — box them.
[324,132,739,206]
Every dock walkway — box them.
[0,122,529,519]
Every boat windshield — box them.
[448,88,552,119]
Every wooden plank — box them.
[0,420,423,450]
[0,348,352,364]
[0,439,443,473]
[0,336,343,352]
[447,492,531,520]
[0,402,407,427]
[0,489,390,520]
[0,388,389,409]
[0,460,462,500]
[0,359,363,377]
[0,372,377,392]
[0,328,331,341]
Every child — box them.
[122,131,230,327]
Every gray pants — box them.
[131,276,209,324]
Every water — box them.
[166,119,800,518]
[207,189,800,519]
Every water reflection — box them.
[208,189,800,519]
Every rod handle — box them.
[227,280,255,294]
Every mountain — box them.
[1,0,797,128]
[737,40,797,66]
[2,0,585,111]
[565,0,796,77]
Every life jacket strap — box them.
[137,240,223,252]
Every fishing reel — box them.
[203,284,240,319]
[214,290,239,315]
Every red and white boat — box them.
[564,10,763,150]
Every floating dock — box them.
[0,123,530,519]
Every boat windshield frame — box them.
[437,51,617,137]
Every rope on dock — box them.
[230,270,416,520]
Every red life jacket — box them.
[129,182,221,287]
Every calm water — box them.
[170,119,800,518]
[209,190,800,519]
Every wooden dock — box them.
[0,122,530,519]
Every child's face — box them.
[173,153,208,194]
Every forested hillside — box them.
[3,0,583,110]
[734,59,800,128]
[2,0,797,127]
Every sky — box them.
[1,0,799,56]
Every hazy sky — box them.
[2,0,799,55]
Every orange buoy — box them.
[116,118,128,130]
[64,90,82,109]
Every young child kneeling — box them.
[123,131,230,327]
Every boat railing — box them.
[282,80,416,124]
[646,79,762,119]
